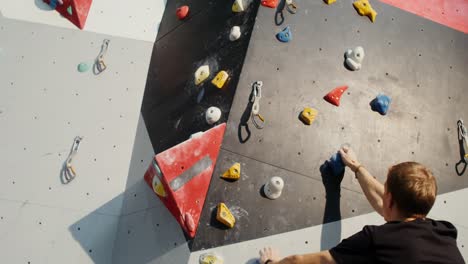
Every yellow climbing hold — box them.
[216,203,235,228]
[199,253,224,264]
[324,0,336,4]
[300,107,318,125]
[195,65,210,85]
[232,0,252,12]
[221,163,241,180]
[152,175,166,197]
[353,0,377,22]
[211,71,229,89]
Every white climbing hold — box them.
[190,131,204,138]
[345,46,365,71]
[195,65,210,85]
[199,252,223,264]
[229,26,241,41]
[205,107,221,125]
[264,176,284,200]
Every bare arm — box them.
[339,147,385,216]
[259,248,336,264]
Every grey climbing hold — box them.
[345,46,365,71]
[229,26,241,41]
[77,62,90,73]
[205,107,221,125]
[264,176,284,199]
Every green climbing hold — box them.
[77,62,90,73]
[67,6,73,15]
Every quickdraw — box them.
[94,39,110,74]
[458,119,468,162]
[286,0,298,14]
[250,81,265,129]
[64,136,83,181]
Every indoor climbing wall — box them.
[187,0,468,259]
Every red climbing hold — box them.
[324,86,348,106]
[176,5,190,20]
[261,0,279,8]
[143,123,226,238]
[43,0,92,29]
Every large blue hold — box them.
[370,94,391,115]
[329,152,345,177]
[276,26,292,43]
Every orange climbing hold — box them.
[176,6,190,20]
[43,0,92,29]
[324,86,348,106]
[261,0,279,8]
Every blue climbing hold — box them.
[276,26,292,43]
[328,152,345,177]
[370,94,391,115]
[49,0,58,9]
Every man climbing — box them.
[259,146,465,264]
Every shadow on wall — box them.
[69,115,190,264]
[319,162,343,251]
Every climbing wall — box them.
[188,0,468,253]
[0,1,187,262]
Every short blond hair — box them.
[386,162,437,217]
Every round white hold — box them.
[205,107,222,125]
[229,26,241,41]
[264,176,284,200]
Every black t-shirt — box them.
[329,219,465,264]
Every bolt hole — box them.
[377,139,381,143]
[39,221,42,225]
[392,17,394,21]
[313,197,316,200]
[341,127,345,130]
[414,116,418,120]
[446,163,449,167]
[418,54,422,57]
[420,28,424,32]
[324,18,327,22]
[49,187,52,190]
[385,72,389,76]
[319,48,322,51]
[156,223,160,227]
[298,152,301,155]
[448,97,451,100]
[449,66,453,69]
[347,92,351,95]
[77,227,81,231]
[12,181,15,185]
[411,151,415,155]
[174,242,177,246]
[276,67,279,71]
[181,166,185,170]
[388,42,391,45]
[417,84,420,87]
[86,192,89,196]
[352,209,355,213]
[140,160,144,163]
[357,30,360,33]
[128,230,131,234]
[89,249,93,253]
[259,139,263,143]
[444,200,446,204]
[134,194,137,197]
[305,241,308,244]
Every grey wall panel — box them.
[221,0,468,195]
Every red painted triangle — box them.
[324,85,348,106]
[144,123,226,238]
[43,0,92,29]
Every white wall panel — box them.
[0,0,166,41]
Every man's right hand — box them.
[339,147,361,172]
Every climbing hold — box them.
[48,0,58,9]
[370,94,391,115]
[328,153,345,176]
[221,163,241,180]
[190,132,204,139]
[229,26,241,41]
[324,0,336,4]
[206,107,222,125]
[276,26,292,43]
[300,107,318,125]
[261,0,279,8]
[176,6,189,20]
[345,46,365,71]
[232,0,252,13]
[152,171,167,197]
[199,253,224,264]
[216,203,235,228]
[286,0,298,14]
[324,86,348,106]
[353,0,377,22]
[77,62,90,73]
[195,65,210,85]
[264,176,284,200]
[67,5,73,15]
[184,213,195,233]
[212,71,229,89]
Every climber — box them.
[258,146,464,264]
